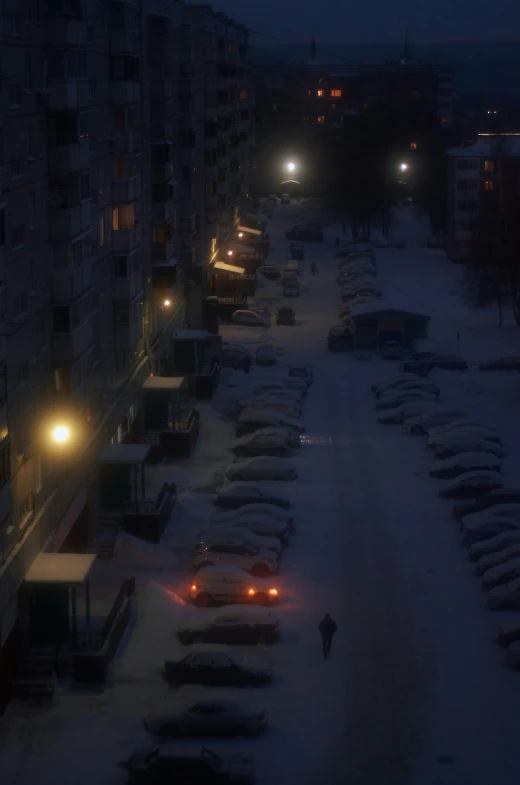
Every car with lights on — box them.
[188,566,280,607]
[177,607,280,646]
[164,648,272,687]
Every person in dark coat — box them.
[318,613,337,660]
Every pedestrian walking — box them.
[318,613,337,660]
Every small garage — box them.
[348,302,430,351]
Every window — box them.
[317,90,323,97]
[29,193,36,228]
[317,116,325,124]
[28,126,35,159]
[410,141,417,150]
[331,89,342,97]
[456,200,478,211]
[110,55,140,81]
[99,213,105,246]
[14,292,28,318]
[239,88,247,100]
[112,204,135,231]
[206,180,216,196]
[483,180,494,191]
[5,10,22,37]
[12,225,26,250]
[9,84,22,109]
[16,361,29,387]
[484,160,495,172]
[114,256,129,278]
[53,305,70,333]
[10,156,24,180]
[152,224,170,243]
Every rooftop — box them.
[447,138,520,157]
[349,300,430,320]
[143,375,186,390]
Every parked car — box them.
[463,516,520,545]
[144,700,267,739]
[165,648,272,687]
[427,423,500,448]
[188,566,280,606]
[469,531,520,561]
[375,391,437,411]
[487,577,520,610]
[380,341,403,360]
[371,374,421,394]
[224,457,298,482]
[289,242,304,260]
[257,265,282,281]
[328,325,352,352]
[507,641,520,669]
[119,748,255,785]
[212,503,294,527]
[177,607,280,645]
[276,307,295,326]
[461,504,520,528]
[254,381,305,397]
[280,193,291,204]
[480,356,520,372]
[255,346,277,366]
[453,489,520,521]
[476,542,520,575]
[288,365,313,385]
[428,419,494,439]
[238,398,301,419]
[283,282,300,297]
[193,536,279,577]
[432,436,504,459]
[402,408,463,435]
[199,526,282,555]
[482,557,520,590]
[209,514,290,541]
[236,409,304,437]
[336,244,374,259]
[215,481,291,510]
[231,310,269,328]
[231,427,299,458]
[376,401,438,424]
[439,471,504,500]
[497,617,520,646]
[429,452,501,480]
[221,345,254,371]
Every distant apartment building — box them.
[445,136,520,262]
[0,0,254,710]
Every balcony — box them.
[48,80,89,111]
[112,174,142,203]
[114,270,143,301]
[113,128,141,155]
[152,79,173,101]
[49,138,90,174]
[46,15,86,45]
[111,29,140,54]
[181,197,196,217]
[115,318,143,350]
[50,201,91,240]
[181,148,196,166]
[152,161,175,183]
[152,239,175,263]
[112,226,140,253]
[53,316,95,364]
[152,199,174,223]
[206,194,217,210]
[217,156,229,169]
[229,169,240,183]
[180,246,196,266]
[111,81,141,105]
[52,258,92,301]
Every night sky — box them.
[214,0,519,44]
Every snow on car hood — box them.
[217,481,290,501]
[488,576,520,597]
[431,452,501,470]
[441,471,504,491]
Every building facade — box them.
[0,0,254,710]
[445,136,520,262]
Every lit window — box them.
[331,89,342,97]
[317,90,323,97]
[484,160,495,172]
[317,116,325,124]
[483,180,494,191]
[410,142,417,150]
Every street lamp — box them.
[163,298,171,307]
[52,425,70,444]
[227,250,234,256]
[237,232,244,238]
[399,162,409,172]
[286,161,296,172]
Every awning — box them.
[237,225,262,236]
[227,243,256,254]
[215,261,245,274]
[25,553,96,586]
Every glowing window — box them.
[331,89,342,97]
[317,115,325,124]
[410,142,417,150]
[317,89,323,97]
[484,160,495,172]
[483,180,494,191]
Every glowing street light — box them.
[237,232,244,238]
[227,250,234,256]
[399,162,409,172]
[163,298,171,307]
[286,161,296,172]
[52,425,70,444]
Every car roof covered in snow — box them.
[441,470,504,490]
[434,452,501,467]
[180,605,277,631]
[348,300,431,320]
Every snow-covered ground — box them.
[2,202,520,785]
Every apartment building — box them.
[445,136,520,262]
[0,0,254,710]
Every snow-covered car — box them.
[482,557,520,590]
[427,424,501,448]
[212,504,294,527]
[119,748,255,785]
[193,537,280,577]
[470,531,520,561]
[144,699,267,738]
[476,543,520,575]
[427,419,487,438]
[462,516,520,545]
[221,345,254,370]
[487,577,520,610]
[461,504,520,529]
[453,489,520,521]
[257,265,282,280]
[188,566,280,606]
[164,649,272,686]
[177,606,280,646]
[371,374,422,395]
[224,457,298,482]
[215,482,291,510]
[198,526,282,555]
[380,341,403,360]
[255,345,277,366]
[438,471,504,500]
[337,273,376,287]
[375,379,439,400]
[375,391,438,411]
[280,193,291,204]
[239,397,301,419]
[341,288,382,302]
[254,382,305,399]
[433,437,504,460]
[497,617,520,647]
[231,310,269,328]
[376,401,438,424]
[288,365,313,385]
[236,409,305,437]
[209,514,290,541]
[231,427,300,458]
[429,452,501,480]
[402,408,464,435]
